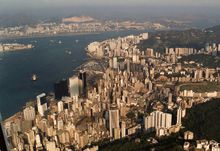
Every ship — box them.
[50,40,55,43]
[58,40,62,44]
[31,74,38,81]
[65,50,72,55]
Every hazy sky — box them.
[1,0,220,25]
[1,0,220,9]
[0,0,220,27]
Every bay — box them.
[0,30,145,119]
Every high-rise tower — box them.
[78,70,87,97]
[109,104,120,139]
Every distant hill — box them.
[62,16,95,23]
[206,25,220,32]
[138,25,220,53]
[183,99,220,142]
[179,53,220,68]
[205,25,220,39]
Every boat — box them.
[75,39,79,43]
[58,40,62,44]
[31,74,38,81]
[50,40,55,43]
[31,40,37,43]
[65,50,72,55]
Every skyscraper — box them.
[176,107,182,125]
[109,104,120,138]
[78,70,87,97]
[23,106,36,121]
[113,57,118,69]
[37,93,47,116]
[54,79,69,100]
[126,59,130,73]
[69,76,79,98]
[144,111,172,133]
[146,48,154,57]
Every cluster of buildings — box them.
[0,43,33,52]
[0,20,167,39]
[2,32,220,151]
[195,140,220,151]
[205,43,220,56]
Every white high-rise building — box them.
[57,101,64,113]
[109,104,120,138]
[35,134,43,149]
[141,33,149,40]
[144,111,172,132]
[23,106,36,121]
[46,141,57,151]
[176,107,182,125]
[148,81,153,92]
[113,57,118,69]
[57,118,64,130]
[69,76,79,98]
[121,121,126,138]
[176,107,186,125]
[37,93,47,116]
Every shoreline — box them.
[1,30,142,120]
[3,45,95,121]
[0,28,183,41]
[0,29,149,41]
[0,32,101,41]
[2,45,104,121]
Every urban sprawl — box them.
[0,16,188,39]
[2,32,220,151]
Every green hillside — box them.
[138,25,220,53]
[183,99,220,142]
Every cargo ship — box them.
[31,74,38,81]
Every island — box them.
[0,43,33,52]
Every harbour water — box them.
[0,30,145,119]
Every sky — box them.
[1,0,220,10]
[1,0,220,27]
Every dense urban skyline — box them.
[1,0,220,150]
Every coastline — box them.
[1,30,143,120]
[0,29,147,41]
[0,31,101,41]
[3,44,95,121]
